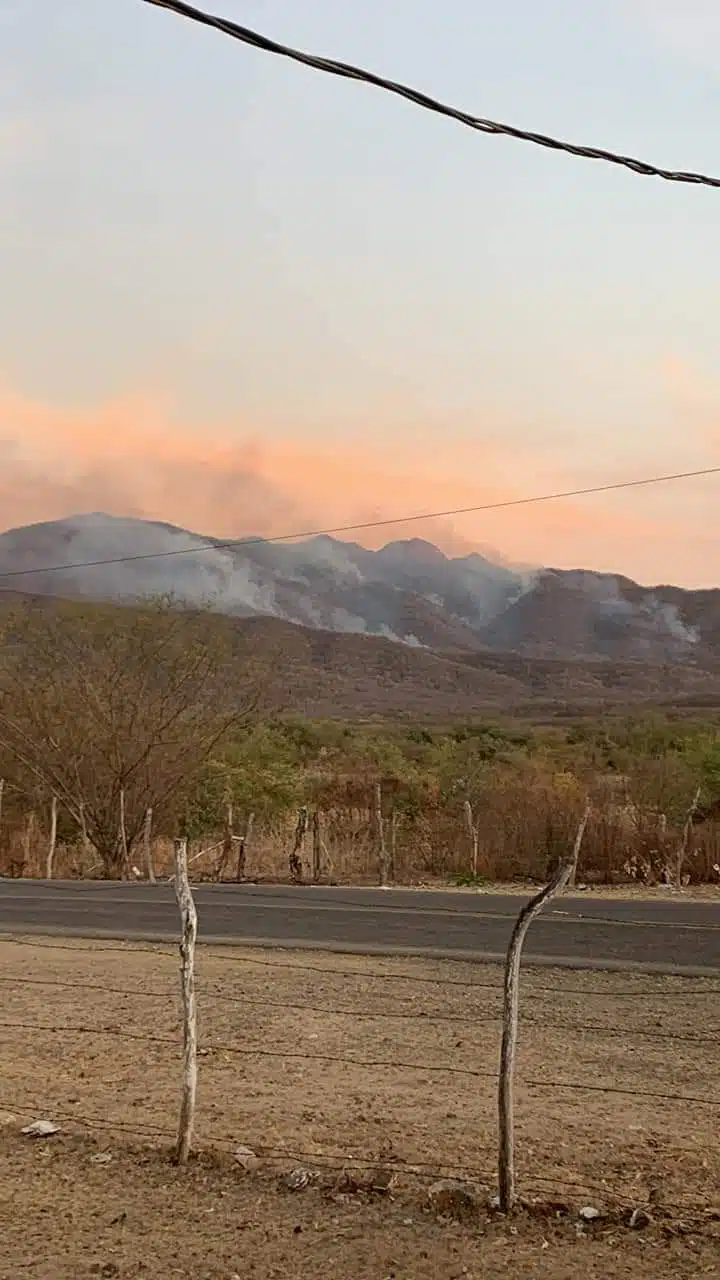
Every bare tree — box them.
[497,803,590,1212]
[0,597,263,876]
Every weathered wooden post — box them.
[173,836,198,1166]
[498,803,590,1211]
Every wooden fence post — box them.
[497,802,590,1212]
[311,809,322,883]
[22,811,36,877]
[119,788,129,879]
[45,795,58,880]
[144,807,156,884]
[235,812,254,882]
[215,800,235,881]
[289,806,308,883]
[374,783,390,887]
[390,809,400,882]
[675,786,702,889]
[464,799,479,877]
[173,836,198,1166]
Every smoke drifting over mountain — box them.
[0,504,711,666]
[0,373,712,586]
[0,379,717,589]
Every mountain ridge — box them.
[0,511,717,668]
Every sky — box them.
[1,0,720,586]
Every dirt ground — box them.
[1,938,718,1279]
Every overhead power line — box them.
[141,0,720,190]
[0,463,718,581]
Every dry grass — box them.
[0,938,718,1277]
[2,1131,719,1280]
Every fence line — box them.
[3,861,718,1220]
[2,1017,718,1108]
[3,934,718,998]
[2,973,718,1042]
[2,1092,715,1219]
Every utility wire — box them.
[1,463,719,582]
[141,0,720,191]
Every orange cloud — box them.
[661,355,720,452]
[0,380,716,585]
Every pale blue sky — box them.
[1,1,719,583]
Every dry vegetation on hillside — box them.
[1,597,720,885]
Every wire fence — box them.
[1,968,720,1044]
[2,927,719,1220]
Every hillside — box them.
[1,514,720,694]
[203,615,720,718]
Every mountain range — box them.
[2,511,720,716]
[0,512,718,669]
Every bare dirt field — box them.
[1,938,718,1279]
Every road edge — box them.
[2,925,719,979]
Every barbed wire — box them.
[141,0,720,191]
[2,972,718,1042]
[2,1093,717,1216]
[3,934,718,997]
[4,1018,718,1106]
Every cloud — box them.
[0,378,717,587]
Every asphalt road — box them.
[1,880,718,974]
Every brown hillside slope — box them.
[2,594,720,718]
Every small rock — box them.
[90,1152,113,1165]
[367,1167,397,1195]
[21,1119,60,1138]
[579,1206,603,1222]
[628,1208,652,1230]
[428,1180,481,1221]
[233,1145,260,1173]
[285,1168,313,1191]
